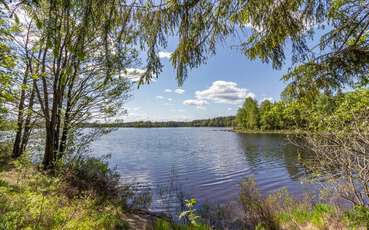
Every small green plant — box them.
[154,219,172,230]
[346,205,369,228]
[179,198,200,227]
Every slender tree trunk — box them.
[58,118,70,158]
[12,66,30,158]
[20,84,36,154]
[58,57,79,158]
[58,102,71,156]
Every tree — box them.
[282,101,309,129]
[136,1,368,99]
[263,101,286,130]
[294,111,369,208]
[8,0,166,168]
[236,97,259,130]
[314,88,369,131]
[259,100,273,130]
[11,19,38,158]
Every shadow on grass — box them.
[0,142,15,172]
[0,178,20,192]
[0,158,15,172]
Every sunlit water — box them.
[90,127,314,212]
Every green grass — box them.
[154,219,210,230]
[0,157,127,230]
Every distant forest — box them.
[82,116,235,128]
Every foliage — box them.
[61,156,122,202]
[179,198,201,227]
[317,88,369,130]
[82,116,235,128]
[239,178,279,229]
[0,158,127,230]
[154,219,210,230]
[60,155,152,209]
[157,0,369,99]
[346,205,369,228]
[0,14,16,130]
[281,0,369,100]
[295,115,369,209]
[236,97,259,130]
[237,178,368,229]
[235,88,369,132]
[259,100,273,130]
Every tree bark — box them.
[12,65,30,158]
[20,84,36,154]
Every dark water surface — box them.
[90,128,313,212]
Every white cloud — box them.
[174,89,185,94]
[183,99,209,109]
[164,89,172,93]
[227,107,233,111]
[158,51,172,59]
[121,68,145,82]
[156,96,164,99]
[167,98,173,101]
[195,81,255,105]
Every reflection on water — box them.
[90,128,313,212]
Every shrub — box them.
[61,155,152,209]
[239,178,279,229]
[237,178,355,229]
[0,142,12,161]
[179,198,201,226]
[61,156,122,202]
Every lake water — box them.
[90,127,314,212]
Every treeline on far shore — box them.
[81,116,235,128]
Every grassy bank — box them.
[0,159,130,229]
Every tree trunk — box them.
[57,58,79,158]
[12,66,30,158]
[42,125,55,169]
[20,85,36,154]
[58,109,71,156]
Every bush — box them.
[61,156,122,202]
[239,178,279,229]
[0,142,12,160]
[61,155,152,209]
[237,177,369,229]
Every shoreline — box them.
[232,129,305,135]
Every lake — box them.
[90,127,314,212]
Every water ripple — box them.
[90,128,311,211]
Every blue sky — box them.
[121,36,292,122]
